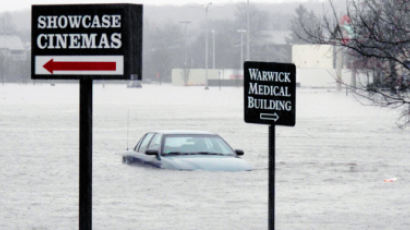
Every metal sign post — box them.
[244,61,296,230]
[31,4,143,230]
[268,125,275,230]
[79,79,93,229]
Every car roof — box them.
[154,130,217,135]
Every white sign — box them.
[35,55,124,75]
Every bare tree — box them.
[292,0,410,126]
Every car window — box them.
[207,137,233,154]
[162,134,234,155]
[133,137,144,151]
[138,133,154,153]
[148,133,161,151]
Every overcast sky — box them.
[0,0,314,12]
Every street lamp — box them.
[237,29,246,71]
[211,29,216,69]
[204,2,212,90]
[180,20,191,85]
[246,0,250,60]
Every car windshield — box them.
[162,134,235,156]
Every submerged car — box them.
[122,130,252,171]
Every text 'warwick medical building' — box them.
[244,62,296,126]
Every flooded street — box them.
[0,84,409,229]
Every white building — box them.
[172,68,242,86]
[292,44,366,88]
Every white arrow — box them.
[260,113,280,122]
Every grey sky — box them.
[0,0,314,13]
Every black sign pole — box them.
[268,125,275,230]
[244,61,295,230]
[79,79,93,230]
[31,5,143,230]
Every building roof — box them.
[0,35,25,50]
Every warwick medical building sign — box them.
[244,61,296,126]
[31,4,142,79]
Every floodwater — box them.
[0,84,409,230]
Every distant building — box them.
[291,44,338,87]
[292,44,370,88]
[292,44,334,69]
[172,68,242,87]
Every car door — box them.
[135,133,161,168]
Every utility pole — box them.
[211,29,216,69]
[336,47,343,91]
[237,29,246,87]
[246,0,250,60]
[204,2,212,90]
[237,29,246,71]
[180,20,191,85]
[351,65,356,93]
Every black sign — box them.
[244,61,296,126]
[31,4,142,80]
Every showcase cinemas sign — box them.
[31,4,142,79]
[244,61,296,126]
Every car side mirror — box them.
[235,149,244,156]
[145,149,159,156]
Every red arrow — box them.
[43,59,116,74]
